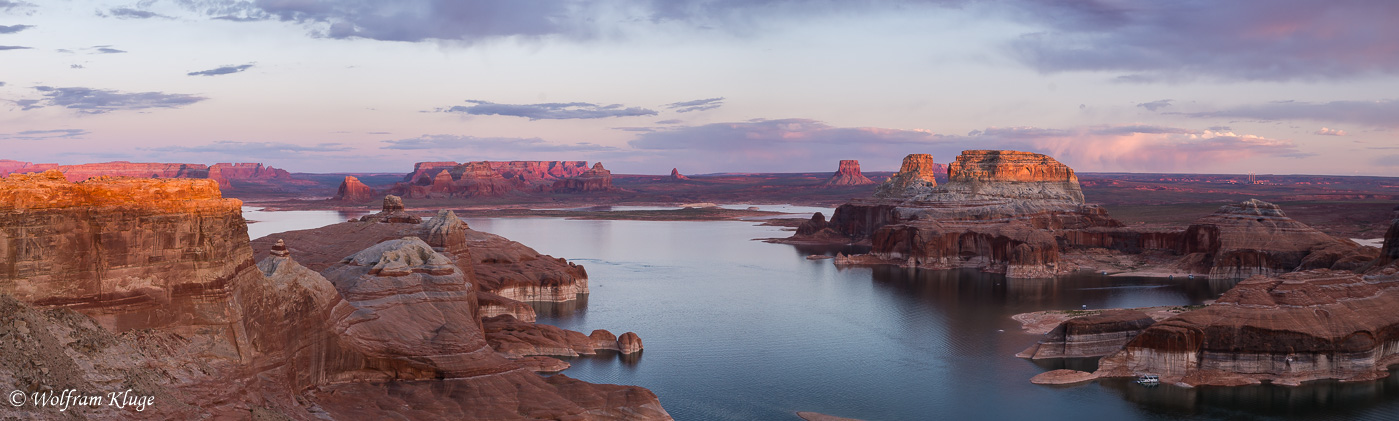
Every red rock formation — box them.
[823,160,874,186]
[0,160,302,192]
[1095,269,1399,387]
[333,176,375,202]
[670,168,691,181]
[404,161,588,183]
[1017,310,1156,359]
[1178,199,1368,278]
[552,162,615,193]
[618,331,644,354]
[873,154,940,199]
[1376,216,1399,267]
[396,162,517,198]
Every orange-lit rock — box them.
[333,176,375,202]
[670,168,691,181]
[873,154,940,199]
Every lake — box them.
[251,210,1399,420]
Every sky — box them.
[1,0,1397,175]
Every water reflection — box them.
[242,207,367,240]
[1100,368,1399,420]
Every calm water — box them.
[243,207,367,240]
[460,218,1399,421]
[247,210,1399,420]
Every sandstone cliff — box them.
[873,154,940,199]
[333,176,375,202]
[553,162,615,193]
[922,150,1083,204]
[822,160,875,186]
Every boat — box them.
[1136,374,1160,386]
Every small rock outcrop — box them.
[357,195,423,223]
[873,154,940,199]
[1017,310,1156,359]
[1095,269,1399,387]
[553,162,615,193]
[669,168,691,181]
[822,160,874,186]
[618,331,644,354]
[333,175,374,202]
[1178,199,1369,278]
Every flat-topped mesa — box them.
[552,162,615,193]
[1018,310,1156,360]
[669,168,691,181]
[822,160,874,186]
[873,154,939,199]
[1179,199,1369,278]
[923,150,1084,204]
[1095,269,1399,386]
[333,176,375,202]
[402,161,589,185]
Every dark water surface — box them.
[454,217,1399,421]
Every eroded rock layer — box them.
[1018,310,1157,359]
[924,150,1083,204]
[1178,199,1369,279]
[1095,269,1399,386]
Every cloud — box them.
[187,63,254,76]
[18,86,206,114]
[960,126,1308,172]
[0,45,30,50]
[1006,1,1399,81]
[1137,99,1172,111]
[175,0,955,43]
[0,1,34,12]
[0,81,5,86]
[145,141,351,154]
[381,134,617,152]
[70,64,84,69]
[100,7,172,19]
[627,118,944,172]
[628,119,1304,172]
[1181,99,1399,129]
[0,129,89,140]
[655,119,683,124]
[442,100,658,120]
[94,46,126,54]
[0,24,31,33]
[1314,127,1347,136]
[665,97,725,113]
